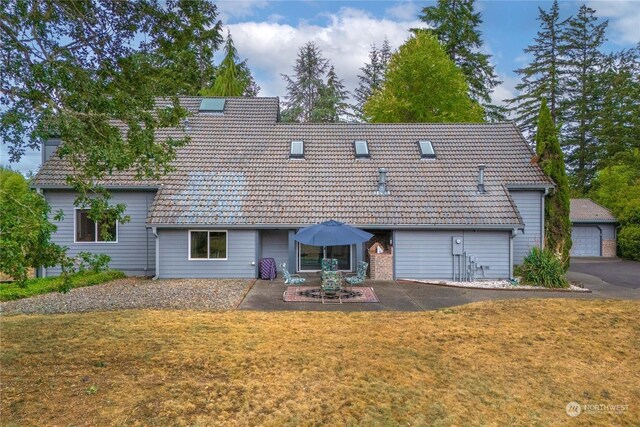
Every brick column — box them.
[602,240,616,257]
[369,243,394,280]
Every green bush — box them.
[618,225,640,261]
[520,247,569,288]
[0,270,125,301]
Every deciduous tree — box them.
[364,31,484,123]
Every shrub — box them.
[520,247,569,288]
[0,270,125,301]
[77,252,112,273]
[618,225,640,261]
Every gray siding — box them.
[260,230,289,273]
[158,229,256,278]
[510,190,543,264]
[44,190,156,276]
[395,230,510,280]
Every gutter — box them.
[31,185,160,191]
[145,223,526,231]
[541,187,552,248]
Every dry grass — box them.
[1,299,639,426]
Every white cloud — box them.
[587,1,640,45]
[490,74,519,113]
[385,2,420,21]
[229,7,422,99]
[0,144,41,176]
[216,0,269,22]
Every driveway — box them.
[570,257,640,289]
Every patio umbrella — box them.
[294,220,373,246]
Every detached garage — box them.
[570,199,617,257]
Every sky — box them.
[2,0,639,175]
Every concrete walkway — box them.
[237,272,639,311]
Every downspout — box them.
[510,228,518,280]
[152,227,159,280]
[595,225,603,257]
[541,187,551,248]
[145,193,150,274]
[36,188,46,278]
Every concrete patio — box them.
[238,272,639,311]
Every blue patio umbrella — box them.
[294,220,373,247]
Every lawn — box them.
[0,270,125,301]
[1,299,638,426]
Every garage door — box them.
[571,226,600,256]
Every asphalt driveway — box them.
[570,257,640,289]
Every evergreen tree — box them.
[593,46,640,164]
[507,0,564,136]
[200,31,259,97]
[560,5,608,192]
[419,0,503,121]
[354,41,389,121]
[313,66,351,122]
[281,42,330,122]
[364,31,484,123]
[535,99,571,268]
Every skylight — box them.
[354,140,370,158]
[418,140,436,158]
[199,98,225,113]
[290,140,304,158]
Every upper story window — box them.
[75,209,117,243]
[354,140,370,158]
[290,140,304,158]
[418,140,436,159]
[189,230,227,260]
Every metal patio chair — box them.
[281,263,306,286]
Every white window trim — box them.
[296,242,352,272]
[188,230,228,261]
[73,208,119,244]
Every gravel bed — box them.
[409,279,589,292]
[0,278,253,315]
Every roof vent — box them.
[183,117,191,132]
[378,168,388,195]
[477,164,486,193]
[199,98,225,114]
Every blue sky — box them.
[2,0,638,174]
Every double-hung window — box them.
[189,230,227,260]
[75,209,117,243]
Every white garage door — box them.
[571,226,600,256]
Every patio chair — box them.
[281,263,306,286]
[321,258,338,280]
[344,261,368,290]
[321,270,343,304]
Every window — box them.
[74,209,117,243]
[199,98,225,113]
[354,140,370,158]
[290,140,304,158]
[418,140,436,158]
[189,230,227,260]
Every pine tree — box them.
[560,5,608,192]
[354,41,390,121]
[419,0,503,121]
[281,42,330,122]
[593,46,640,164]
[200,31,259,97]
[507,0,564,137]
[313,66,351,122]
[535,99,571,268]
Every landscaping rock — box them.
[0,278,253,315]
